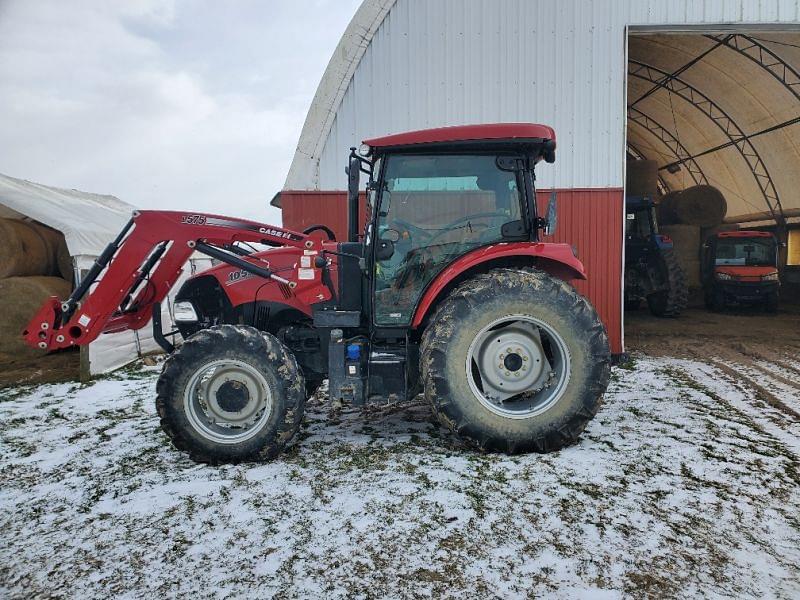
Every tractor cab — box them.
[317,123,565,403]
[625,195,673,251]
[702,230,780,312]
[353,124,558,329]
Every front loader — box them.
[24,123,611,463]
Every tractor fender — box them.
[410,242,586,329]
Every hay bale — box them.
[657,191,682,225]
[661,224,701,259]
[661,224,702,287]
[626,160,659,198]
[0,219,68,278]
[673,185,727,227]
[56,237,74,282]
[682,258,702,289]
[0,276,72,358]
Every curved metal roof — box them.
[287,1,800,222]
[627,32,800,222]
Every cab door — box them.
[372,153,524,326]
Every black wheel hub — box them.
[216,380,251,413]
[503,353,523,372]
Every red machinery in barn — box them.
[702,230,781,312]
[24,123,610,463]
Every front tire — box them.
[420,268,610,453]
[156,325,305,464]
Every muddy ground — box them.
[626,302,800,358]
[626,304,800,421]
[0,349,79,388]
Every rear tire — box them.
[646,249,688,317]
[156,325,305,464]
[420,268,610,453]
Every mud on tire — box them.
[156,325,305,464]
[420,268,610,453]
[647,248,688,317]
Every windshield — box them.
[715,237,776,267]
[373,153,522,325]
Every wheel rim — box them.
[183,359,273,444]
[465,314,571,419]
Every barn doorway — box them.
[623,27,800,358]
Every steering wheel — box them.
[425,212,509,246]
[302,224,336,241]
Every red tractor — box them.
[24,123,610,463]
[702,230,781,312]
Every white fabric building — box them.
[0,173,212,375]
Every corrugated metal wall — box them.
[281,188,624,353]
[542,189,624,354]
[281,191,367,239]
[283,0,798,354]
[305,0,799,192]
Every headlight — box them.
[358,143,371,157]
[762,272,779,282]
[716,272,733,281]
[173,301,199,322]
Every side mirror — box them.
[346,150,361,243]
[543,191,558,236]
[347,154,360,199]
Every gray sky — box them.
[0,0,361,223]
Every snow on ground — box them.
[1,356,799,599]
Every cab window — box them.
[374,154,521,325]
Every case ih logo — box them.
[181,214,207,225]
[258,227,295,239]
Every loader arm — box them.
[23,210,324,352]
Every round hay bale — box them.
[56,237,74,282]
[0,219,67,278]
[674,185,727,227]
[0,276,72,358]
[626,160,659,198]
[657,191,682,225]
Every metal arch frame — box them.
[706,34,800,103]
[627,106,708,186]
[626,141,671,195]
[628,59,784,220]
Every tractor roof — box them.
[363,123,556,149]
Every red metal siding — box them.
[280,191,366,240]
[536,189,624,355]
[280,188,623,353]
